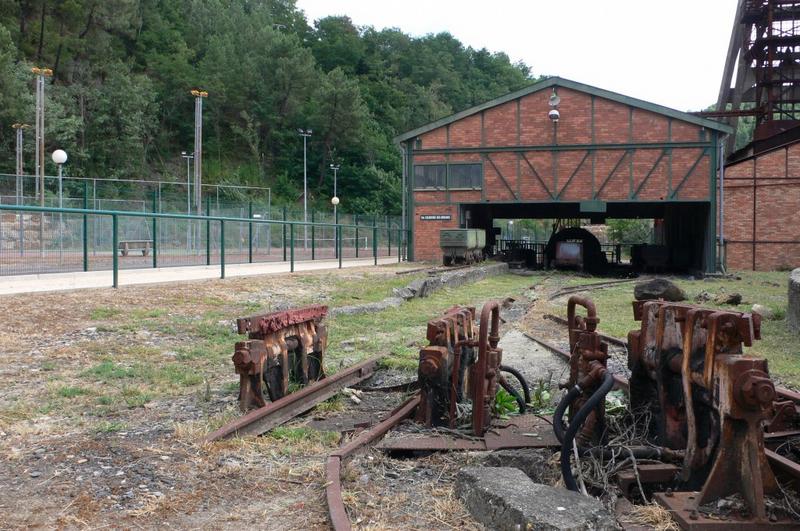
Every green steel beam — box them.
[593,150,632,199]
[631,149,669,199]
[411,140,713,155]
[555,151,591,199]
[520,153,555,199]
[669,149,709,199]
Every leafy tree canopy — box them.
[0,0,533,213]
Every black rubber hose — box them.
[499,376,526,414]
[560,371,614,492]
[553,384,582,444]
[499,365,531,405]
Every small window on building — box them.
[449,163,482,189]
[414,164,446,189]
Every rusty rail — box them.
[204,356,382,442]
[326,394,421,531]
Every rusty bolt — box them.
[689,510,699,521]
[737,370,776,409]
[664,488,673,498]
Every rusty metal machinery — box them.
[416,301,509,437]
[624,299,798,527]
[564,296,610,446]
[232,305,328,411]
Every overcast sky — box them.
[296,0,738,113]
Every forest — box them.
[0,0,535,214]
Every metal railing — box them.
[0,203,409,287]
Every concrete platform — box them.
[0,257,400,295]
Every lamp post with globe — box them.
[51,149,67,262]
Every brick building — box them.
[722,127,800,271]
[395,77,731,273]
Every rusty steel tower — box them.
[714,0,800,154]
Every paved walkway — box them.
[0,257,401,295]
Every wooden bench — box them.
[119,240,152,257]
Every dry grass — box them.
[622,503,679,531]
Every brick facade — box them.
[723,142,800,271]
[399,78,725,265]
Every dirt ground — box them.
[1,265,797,530]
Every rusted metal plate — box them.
[485,415,560,450]
[376,435,487,452]
[236,304,328,335]
[653,491,797,529]
[204,356,381,442]
[376,415,558,452]
[617,463,679,499]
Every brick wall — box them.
[410,83,716,263]
[723,142,800,271]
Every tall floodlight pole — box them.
[181,150,194,251]
[12,123,29,205]
[298,128,312,249]
[32,67,53,206]
[191,90,208,215]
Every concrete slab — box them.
[0,257,399,295]
[456,466,615,530]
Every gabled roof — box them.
[394,76,733,143]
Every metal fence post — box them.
[373,224,378,266]
[290,223,295,272]
[387,224,391,257]
[334,208,339,259]
[112,213,119,288]
[398,229,402,262]
[82,181,89,271]
[206,196,211,266]
[220,219,225,278]
[282,205,287,262]
[248,201,253,263]
[311,210,315,260]
[337,225,342,269]
[152,189,158,269]
[355,213,359,258]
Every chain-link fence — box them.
[0,203,409,280]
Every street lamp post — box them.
[52,149,67,263]
[298,128,312,249]
[191,90,208,214]
[32,67,52,206]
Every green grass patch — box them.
[82,360,203,388]
[267,426,339,446]
[95,421,127,433]
[121,386,153,408]
[546,271,800,387]
[56,385,91,399]
[326,273,540,374]
[90,307,123,320]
